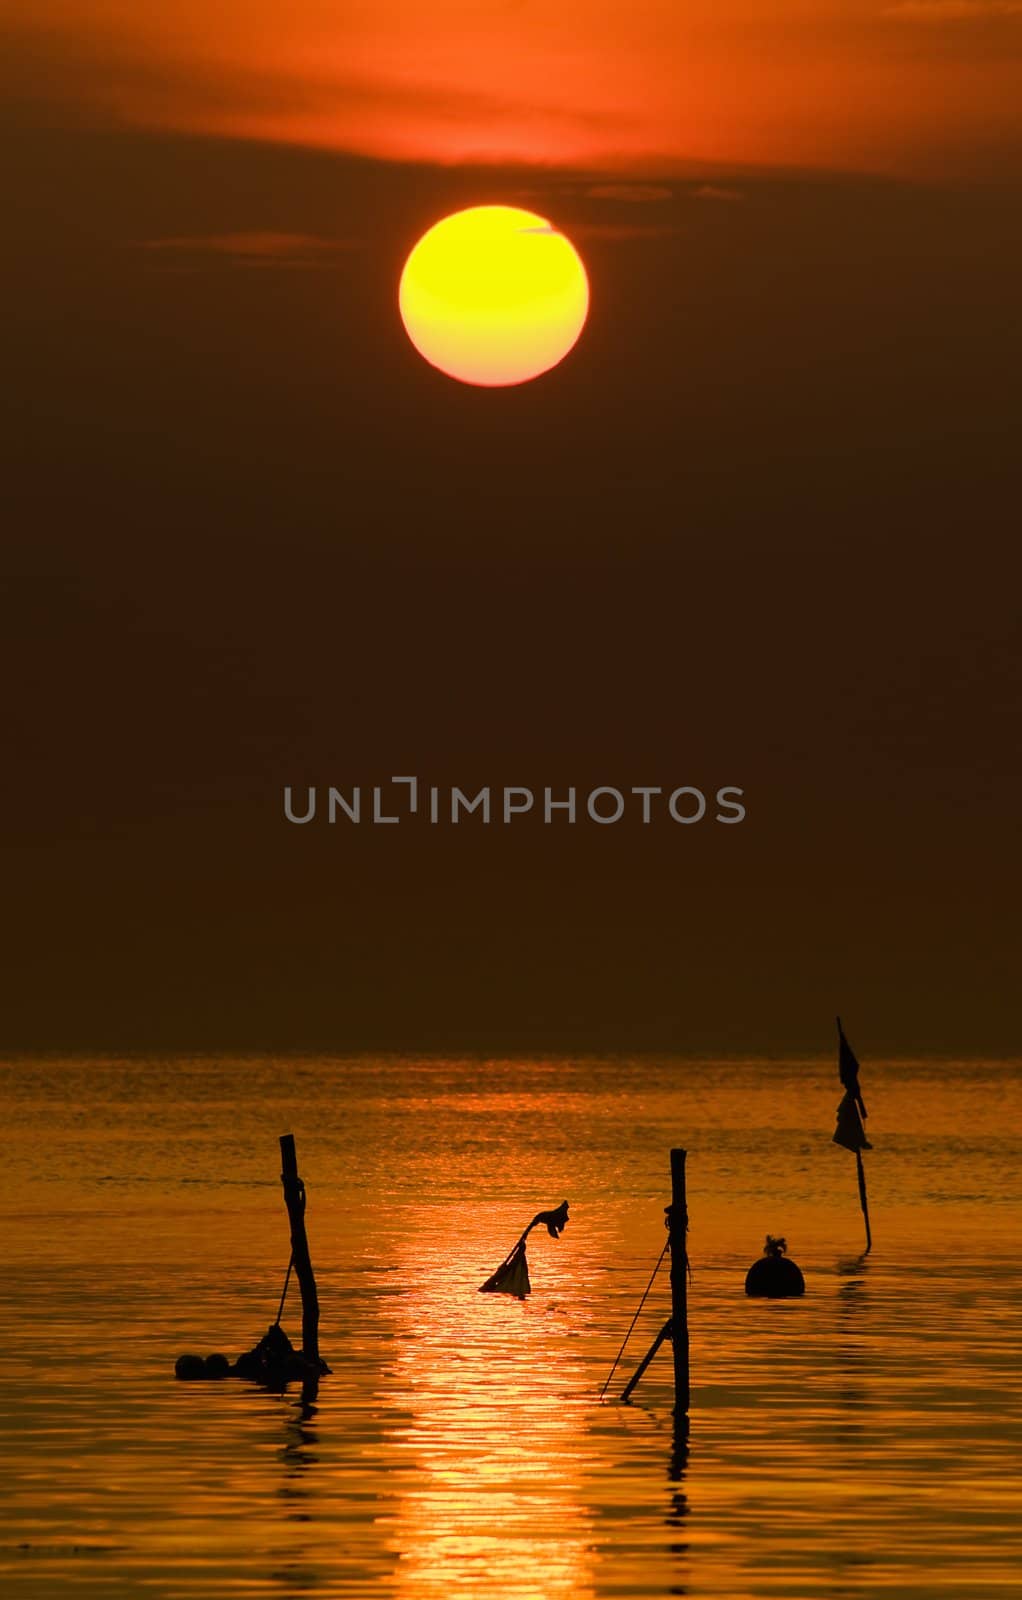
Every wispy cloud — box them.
[138,231,361,267]
[690,184,746,203]
[570,221,683,242]
[585,184,675,203]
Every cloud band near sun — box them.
[3,2,1022,177]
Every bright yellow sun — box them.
[398,205,590,388]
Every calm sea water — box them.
[0,1056,1018,1599]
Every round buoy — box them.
[174,1353,206,1380]
[175,1351,233,1379]
[745,1235,805,1297]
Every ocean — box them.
[1,1054,1018,1598]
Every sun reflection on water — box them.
[377,1220,596,1600]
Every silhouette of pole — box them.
[614,1150,690,1405]
[279,1134,320,1363]
[855,1148,873,1255]
[669,1148,690,1415]
[835,1017,873,1256]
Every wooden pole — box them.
[670,1148,690,1415]
[279,1134,320,1364]
[856,1148,873,1256]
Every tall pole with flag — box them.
[833,1017,872,1254]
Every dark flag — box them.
[833,1092,872,1152]
[478,1239,531,1297]
[832,1017,873,1252]
[837,1015,867,1119]
[833,1016,872,1152]
[479,1201,569,1297]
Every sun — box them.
[398,205,589,388]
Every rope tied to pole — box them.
[275,1252,294,1326]
[664,1200,693,1282]
[598,1237,670,1400]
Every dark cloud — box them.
[138,231,363,267]
[585,184,675,203]
[570,221,683,241]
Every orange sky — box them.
[5,1,1022,175]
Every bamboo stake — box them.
[619,1149,690,1406]
[670,1148,690,1415]
[620,1317,672,1403]
[279,1134,321,1364]
[856,1148,872,1256]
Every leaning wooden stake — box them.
[279,1134,320,1364]
[620,1317,672,1402]
[670,1147,690,1415]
